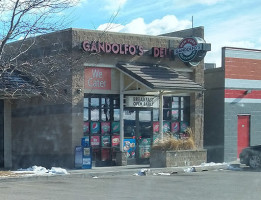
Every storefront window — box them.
[139,111,151,122]
[84,108,89,121]
[172,97,179,108]
[84,98,89,107]
[153,109,159,121]
[91,98,99,107]
[113,109,120,121]
[162,96,190,137]
[83,94,120,165]
[101,108,110,121]
[171,110,179,121]
[91,108,99,121]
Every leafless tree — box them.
[0,0,80,100]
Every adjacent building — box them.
[204,47,261,162]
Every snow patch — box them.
[200,162,228,167]
[15,165,69,176]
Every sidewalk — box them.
[0,162,240,180]
[67,162,231,178]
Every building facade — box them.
[204,47,261,162]
[1,27,208,169]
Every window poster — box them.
[111,121,120,133]
[171,122,180,133]
[163,121,170,133]
[124,139,136,158]
[180,122,189,132]
[101,122,110,134]
[102,135,111,147]
[138,138,151,159]
[91,122,100,134]
[153,122,159,134]
[153,134,160,144]
[83,122,89,134]
[91,136,100,146]
[112,135,120,147]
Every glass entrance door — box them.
[123,109,152,164]
[137,110,152,163]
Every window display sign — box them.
[126,96,159,108]
[112,135,120,147]
[83,122,89,134]
[91,136,100,146]
[101,122,110,134]
[180,122,189,132]
[171,122,180,133]
[84,67,111,90]
[124,139,136,158]
[91,122,100,134]
[139,138,151,158]
[153,134,160,144]
[102,136,111,147]
[163,121,170,133]
[112,121,120,133]
[153,122,159,133]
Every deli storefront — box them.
[80,28,210,166]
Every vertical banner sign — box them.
[84,67,111,90]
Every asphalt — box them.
[0,162,243,181]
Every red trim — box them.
[225,89,261,99]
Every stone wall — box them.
[150,149,207,168]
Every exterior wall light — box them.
[76,88,82,94]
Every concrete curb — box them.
[0,163,232,180]
[67,163,230,178]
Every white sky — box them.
[14,0,261,67]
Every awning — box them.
[116,63,204,92]
[0,69,42,99]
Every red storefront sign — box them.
[84,67,111,90]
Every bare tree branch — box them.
[0,0,80,100]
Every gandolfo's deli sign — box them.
[82,40,144,56]
[84,67,111,90]
[126,96,159,108]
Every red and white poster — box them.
[112,135,120,147]
[84,67,111,90]
[91,136,100,146]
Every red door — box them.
[237,115,250,157]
